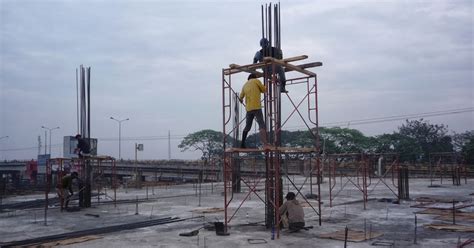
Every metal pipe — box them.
[414,214,417,244]
[344,226,348,247]
[76,68,79,134]
[453,200,456,224]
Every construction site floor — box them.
[1,177,473,247]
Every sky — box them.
[0,0,473,160]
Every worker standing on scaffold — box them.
[253,38,287,93]
[74,134,90,158]
[239,73,271,149]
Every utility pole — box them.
[110,117,129,160]
[168,130,171,160]
[41,126,60,156]
[44,131,47,154]
[38,136,41,156]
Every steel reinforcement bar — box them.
[0,216,203,247]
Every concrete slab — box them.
[1,177,473,247]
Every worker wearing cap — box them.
[253,38,287,93]
[279,192,305,231]
[239,73,270,149]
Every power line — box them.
[286,107,474,130]
[322,107,474,126]
[1,108,472,152]
[99,135,186,141]
[0,136,186,152]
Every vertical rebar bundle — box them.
[398,165,409,200]
[260,1,284,230]
[77,65,92,207]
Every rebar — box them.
[1,216,202,247]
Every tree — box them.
[452,131,474,164]
[374,133,423,162]
[397,119,453,162]
[319,127,373,153]
[281,130,316,147]
[178,130,229,161]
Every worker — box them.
[239,73,270,149]
[74,134,90,158]
[58,172,79,209]
[280,192,305,231]
[253,38,287,93]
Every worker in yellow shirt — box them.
[239,73,270,148]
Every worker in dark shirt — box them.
[58,172,78,209]
[253,38,287,93]
[74,134,90,158]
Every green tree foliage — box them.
[374,133,423,162]
[319,127,375,153]
[178,129,229,161]
[183,124,472,164]
[452,131,474,164]
[398,119,453,162]
[281,130,316,147]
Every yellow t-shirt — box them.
[239,78,266,112]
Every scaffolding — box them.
[45,156,117,214]
[222,55,322,238]
[325,153,404,209]
[429,152,467,186]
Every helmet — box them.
[75,134,81,139]
[260,38,269,47]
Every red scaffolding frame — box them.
[45,156,117,212]
[429,152,467,186]
[325,153,401,209]
[222,55,322,238]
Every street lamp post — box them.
[110,117,129,160]
[0,136,8,161]
[41,126,60,155]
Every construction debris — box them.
[191,207,224,214]
[423,224,474,232]
[25,235,102,247]
[248,238,267,244]
[319,229,383,242]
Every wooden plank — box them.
[25,235,102,247]
[424,224,474,232]
[436,212,474,222]
[280,55,308,63]
[263,57,316,76]
[228,64,263,77]
[191,207,224,214]
[224,55,309,75]
[284,62,322,72]
[225,62,267,75]
[416,208,461,215]
[319,229,383,242]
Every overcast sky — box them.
[1,0,472,160]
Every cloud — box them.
[1,0,472,160]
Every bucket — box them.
[214,222,226,235]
